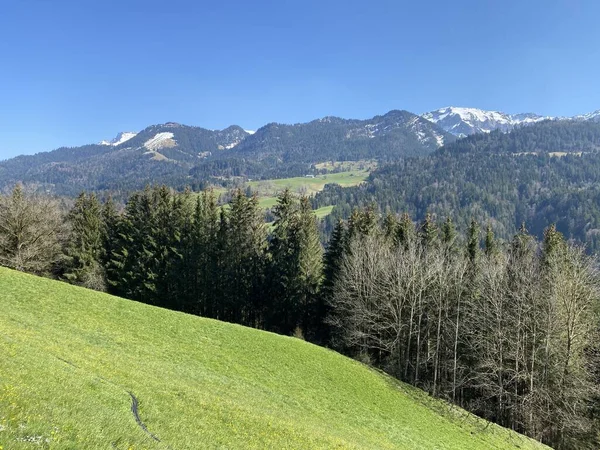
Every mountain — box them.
[99,131,138,146]
[573,109,600,122]
[227,109,452,163]
[0,111,453,195]
[422,107,554,136]
[0,266,548,449]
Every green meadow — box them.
[0,267,548,449]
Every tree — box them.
[62,192,106,290]
[0,184,64,274]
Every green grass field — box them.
[247,170,370,197]
[0,268,548,449]
[209,168,370,219]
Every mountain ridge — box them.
[0,110,452,195]
[421,106,600,136]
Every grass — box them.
[313,160,377,172]
[247,170,370,197]
[0,267,549,449]
[314,205,335,219]
[209,167,372,219]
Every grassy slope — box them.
[0,268,548,450]
[247,170,370,197]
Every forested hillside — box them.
[316,120,600,251]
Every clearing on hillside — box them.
[0,268,548,449]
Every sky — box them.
[1,0,600,158]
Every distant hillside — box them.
[228,110,451,162]
[315,120,600,251]
[0,267,547,449]
[0,111,452,196]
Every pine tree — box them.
[396,212,416,249]
[319,219,347,344]
[419,213,438,249]
[222,189,267,326]
[63,192,106,290]
[441,216,458,255]
[466,219,480,264]
[484,223,497,257]
[296,196,323,339]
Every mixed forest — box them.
[0,184,599,449]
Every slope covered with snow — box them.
[422,107,554,137]
[99,131,138,146]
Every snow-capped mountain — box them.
[99,131,138,146]
[573,110,600,122]
[422,107,554,137]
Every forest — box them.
[316,121,600,252]
[0,184,599,449]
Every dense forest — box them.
[316,121,600,252]
[1,184,599,449]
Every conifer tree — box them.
[441,216,458,255]
[484,223,497,257]
[466,219,480,264]
[319,219,347,344]
[396,212,416,249]
[63,192,106,290]
[222,189,267,326]
[296,196,324,339]
[419,213,438,249]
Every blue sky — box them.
[1,0,600,158]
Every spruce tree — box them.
[396,212,416,249]
[466,219,480,264]
[63,192,106,290]
[319,219,347,344]
[419,213,438,249]
[296,196,323,339]
[484,223,497,257]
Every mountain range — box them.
[0,110,453,195]
[422,106,600,136]
[2,106,600,196]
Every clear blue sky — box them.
[1,0,600,158]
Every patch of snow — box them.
[144,132,176,151]
[244,129,256,135]
[99,131,137,146]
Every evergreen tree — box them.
[484,223,497,257]
[296,196,324,339]
[419,213,438,249]
[319,219,346,345]
[63,192,106,290]
[466,219,480,264]
[221,189,267,326]
[396,212,416,249]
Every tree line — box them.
[0,184,599,448]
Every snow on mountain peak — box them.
[422,107,554,137]
[573,110,600,122]
[99,131,138,146]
